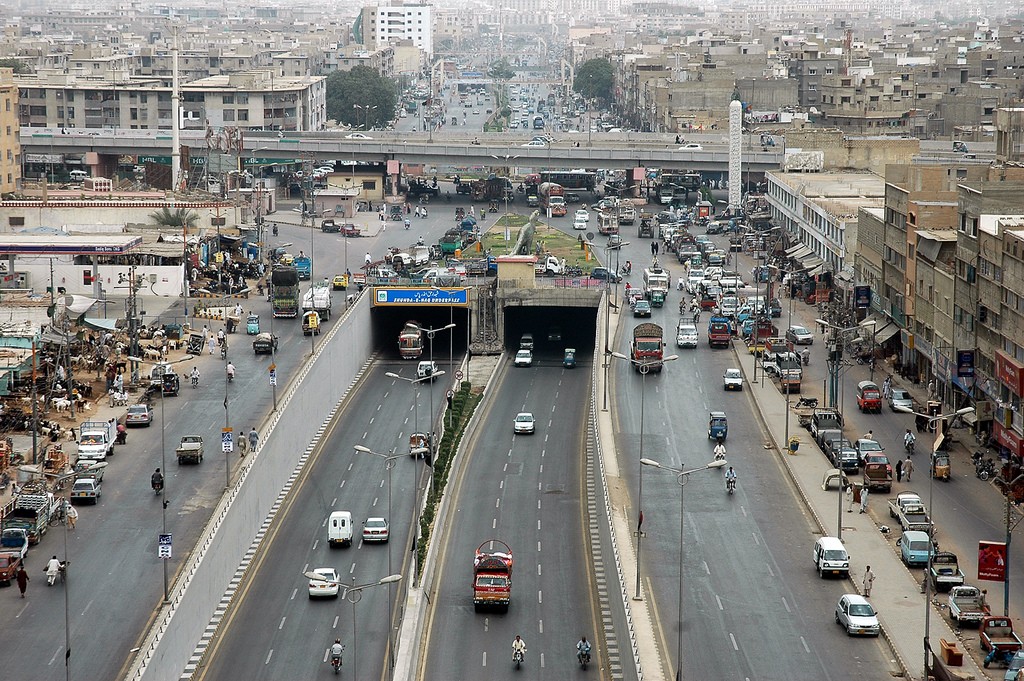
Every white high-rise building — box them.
[360,5,433,55]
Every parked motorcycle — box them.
[973,451,996,481]
[796,396,818,409]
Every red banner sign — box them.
[978,541,1008,582]
[996,351,1024,395]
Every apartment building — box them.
[358,5,433,55]
[16,69,326,132]
[0,68,20,193]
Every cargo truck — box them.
[539,182,567,217]
[2,481,60,544]
[643,267,670,307]
[301,284,332,321]
[271,266,301,318]
[294,255,312,280]
[630,323,665,372]
[474,540,513,612]
[399,321,424,359]
[707,315,732,348]
[78,420,117,461]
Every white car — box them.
[521,140,547,148]
[514,349,533,367]
[679,143,704,151]
[723,368,744,391]
[308,567,341,598]
[416,360,438,381]
[514,412,536,434]
[573,219,587,231]
[786,325,815,345]
[574,209,590,222]
[835,594,880,636]
[676,324,699,348]
[362,517,390,543]
[345,132,373,140]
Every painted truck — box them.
[708,315,732,348]
[630,323,665,372]
[539,183,567,217]
[271,266,301,318]
[473,540,513,612]
[399,321,424,359]
[642,267,670,307]
[293,255,312,280]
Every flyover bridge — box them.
[20,127,784,173]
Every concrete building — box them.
[767,170,885,274]
[0,68,20,194]
[358,5,433,55]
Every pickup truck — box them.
[981,616,1024,656]
[930,551,966,592]
[176,435,205,464]
[0,527,29,561]
[810,409,844,442]
[0,548,21,585]
[948,584,990,626]
[887,492,931,532]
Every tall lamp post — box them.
[895,404,974,678]
[412,323,456,454]
[353,446,401,676]
[353,104,378,131]
[992,472,1024,617]
[641,457,728,681]
[815,318,876,409]
[601,241,630,412]
[610,351,679,600]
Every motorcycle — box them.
[272,223,279,236]
[330,654,343,674]
[152,475,164,495]
[801,349,810,366]
[512,649,524,670]
[973,451,996,481]
[905,438,915,455]
[796,396,818,409]
[578,646,591,669]
[220,344,227,360]
[191,374,199,389]
[726,478,736,494]
[984,647,1015,668]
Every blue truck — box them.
[294,255,312,280]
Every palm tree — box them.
[149,207,200,229]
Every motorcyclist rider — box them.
[151,468,164,492]
[217,328,225,347]
[904,429,916,452]
[404,217,411,230]
[190,367,200,388]
[576,636,592,664]
[713,441,727,461]
[330,639,344,666]
[725,466,737,490]
[226,362,236,382]
[46,555,62,586]
[417,235,425,246]
[512,635,527,661]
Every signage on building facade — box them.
[854,285,870,309]
[957,350,975,378]
[995,351,1024,395]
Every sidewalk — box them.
[733,334,985,680]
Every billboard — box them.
[372,287,469,306]
[978,540,1007,582]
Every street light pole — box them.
[641,457,728,681]
[414,323,456,454]
[611,351,679,600]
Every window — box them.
[223,94,234,104]
[238,110,248,121]
[223,110,235,121]
[8,216,24,226]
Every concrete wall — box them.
[11,261,184,297]
[125,294,373,681]
[0,202,244,231]
[785,129,920,174]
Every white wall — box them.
[12,259,184,298]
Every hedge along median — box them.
[417,380,482,573]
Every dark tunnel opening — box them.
[371,305,472,362]
[503,305,598,364]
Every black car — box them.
[591,267,622,283]
[321,219,340,233]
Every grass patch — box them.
[480,213,530,254]
[532,222,596,269]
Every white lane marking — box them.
[347,462,354,471]
[404,417,409,425]
[539,619,544,634]
[547,420,552,428]
[702,561,710,574]
[503,463,508,472]
[537,520,541,531]
[369,417,375,425]
[741,506,748,518]
[493,518,497,529]
[339,481,346,490]
[496,499,500,508]
[544,434,549,443]
[81,600,94,616]
[540,652,545,668]
[537,500,541,510]
[383,391,389,399]
[377,404,382,411]
[539,464,543,473]
[716,594,723,610]
[279,617,286,630]
[800,636,810,653]
[290,588,298,600]
[782,597,791,613]
[766,564,775,578]
[372,496,379,507]
[537,541,541,552]
[333,615,339,628]
[482,652,487,667]
[500,480,504,489]
[349,564,356,575]
[312,539,319,550]
[48,646,61,666]
[379,479,385,489]
[484,617,489,631]
[551,405,556,413]
[537,482,542,491]
[752,533,760,546]
[538,590,543,604]
[729,633,739,651]
[362,431,368,439]
[508,448,513,457]
[537,564,542,575]
[265,650,274,665]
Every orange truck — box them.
[473,540,513,612]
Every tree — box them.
[325,66,397,130]
[0,58,32,74]
[150,207,199,229]
[573,58,614,103]
[488,59,516,81]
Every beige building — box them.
[0,68,20,193]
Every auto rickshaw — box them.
[932,451,951,481]
[389,204,403,221]
[563,348,577,369]
[246,314,260,335]
[708,411,728,440]
[162,371,180,396]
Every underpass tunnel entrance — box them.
[504,305,598,364]
[371,305,471,362]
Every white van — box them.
[69,170,88,183]
[327,511,353,548]
[813,536,850,577]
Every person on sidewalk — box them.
[16,564,29,597]
[846,484,854,513]
[904,456,914,482]
[863,566,875,597]
[859,485,869,513]
[895,458,904,483]
[66,502,78,530]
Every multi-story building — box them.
[357,5,433,55]
[786,44,840,110]
[16,69,326,132]
[0,68,20,193]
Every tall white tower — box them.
[728,98,742,211]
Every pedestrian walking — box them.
[904,456,914,481]
[248,426,259,452]
[16,565,28,597]
[859,485,869,513]
[863,565,875,597]
[66,502,78,530]
[895,458,904,483]
[846,484,854,512]
[202,325,209,343]
[207,335,217,355]
[928,380,936,398]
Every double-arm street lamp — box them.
[815,317,877,408]
[353,104,378,131]
[895,404,974,678]
[641,457,728,681]
[610,351,679,600]
[412,323,456,453]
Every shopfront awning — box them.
[874,323,899,344]
[786,245,812,260]
[784,243,807,257]
[862,314,899,345]
[807,263,825,276]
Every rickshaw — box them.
[186,333,205,355]
[409,432,428,458]
[563,348,577,369]
[225,314,239,334]
[162,371,180,396]
[932,451,951,481]
[246,314,261,335]
[389,204,403,221]
[708,411,728,440]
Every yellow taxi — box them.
[332,274,348,290]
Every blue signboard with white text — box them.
[372,287,470,307]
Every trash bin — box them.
[788,436,800,454]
